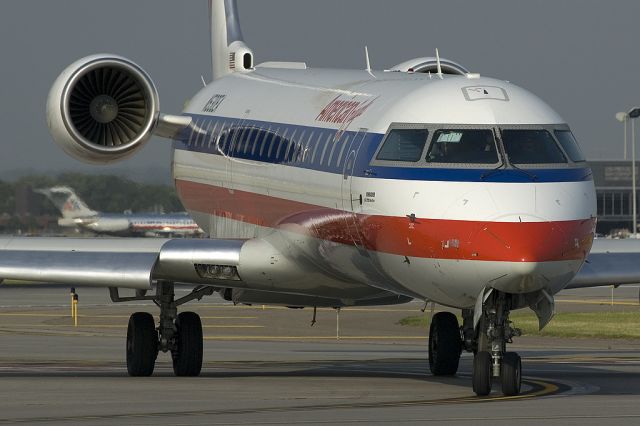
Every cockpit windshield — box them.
[425,129,499,164]
[554,130,585,162]
[372,124,583,169]
[376,128,429,162]
[500,129,566,164]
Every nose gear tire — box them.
[500,352,522,396]
[472,351,492,396]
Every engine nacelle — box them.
[46,54,160,164]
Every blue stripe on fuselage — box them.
[173,114,593,183]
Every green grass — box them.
[399,311,640,339]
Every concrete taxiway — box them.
[0,285,639,425]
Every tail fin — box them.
[209,0,254,81]
[35,186,98,219]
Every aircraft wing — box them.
[5,236,639,293]
[566,239,640,289]
[0,237,244,289]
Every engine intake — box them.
[47,55,160,164]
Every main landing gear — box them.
[113,282,213,377]
[426,291,523,397]
[428,312,462,376]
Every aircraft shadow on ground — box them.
[0,357,467,387]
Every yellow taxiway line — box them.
[0,324,264,329]
[0,313,258,319]
[556,298,640,306]
[202,335,426,340]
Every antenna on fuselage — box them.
[435,48,443,79]
[364,46,375,78]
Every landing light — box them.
[194,263,241,281]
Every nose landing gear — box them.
[467,291,522,396]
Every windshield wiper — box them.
[480,162,538,182]
[510,163,538,181]
[480,163,506,180]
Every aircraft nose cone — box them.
[468,217,596,294]
[466,217,594,263]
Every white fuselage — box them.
[73,213,203,237]
[172,67,596,308]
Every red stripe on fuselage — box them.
[176,179,595,262]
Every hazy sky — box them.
[1,0,638,180]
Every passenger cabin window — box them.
[219,125,233,153]
[251,128,262,155]
[244,127,255,154]
[554,130,586,162]
[267,129,280,158]
[377,129,428,162]
[259,128,272,156]
[311,132,323,164]
[426,129,498,164]
[208,122,219,148]
[336,135,349,167]
[501,129,566,164]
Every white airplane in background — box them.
[36,186,204,237]
[1,0,639,396]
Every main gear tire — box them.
[172,311,203,377]
[126,312,158,377]
[428,312,462,375]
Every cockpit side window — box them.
[376,129,429,162]
[426,129,498,164]
[501,129,566,164]
[554,130,586,162]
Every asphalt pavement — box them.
[0,284,638,425]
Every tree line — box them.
[0,173,183,216]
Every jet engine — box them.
[46,54,160,164]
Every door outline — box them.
[341,128,368,249]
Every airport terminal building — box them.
[591,160,639,235]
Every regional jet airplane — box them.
[36,186,203,237]
[1,0,638,396]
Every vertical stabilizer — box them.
[210,0,254,81]
[35,186,98,219]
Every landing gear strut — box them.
[469,291,522,396]
[115,282,213,377]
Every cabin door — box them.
[341,128,367,249]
